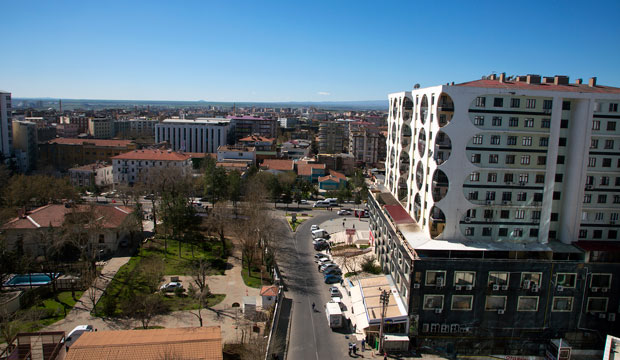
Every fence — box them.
[264,263,291,360]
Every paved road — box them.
[277,211,358,360]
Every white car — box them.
[329,286,342,297]
[337,210,351,216]
[65,325,93,349]
[160,282,183,292]
[314,255,330,263]
[311,225,319,231]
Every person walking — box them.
[312,302,315,311]
[352,343,357,355]
[361,338,365,351]
[348,342,352,356]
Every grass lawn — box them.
[241,265,272,288]
[163,293,226,311]
[143,237,231,276]
[8,290,84,333]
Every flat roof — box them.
[456,78,620,94]
[162,118,229,125]
[353,275,408,324]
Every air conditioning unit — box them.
[436,278,444,287]
[601,287,608,293]
[466,285,473,291]
[519,182,526,186]
[531,285,539,293]
[557,286,564,292]
[441,324,449,333]
[523,280,531,289]
[455,285,462,291]
[501,285,509,291]
[464,217,471,223]
[599,313,607,319]
[413,283,420,289]
[486,200,493,205]
[486,217,492,222]
[591,287,599,293]
[498,309,505,315]
[435,308,442,314]
[422,323,429,333]
[493,285,500,291]
[451,324,460,333]
[609,313,616,322]
[503,200,510,205]
[586,185,593,189]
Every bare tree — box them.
[188,259,211,327]
[85,275,100,313]
[205,202,230,256]
[122,294,168,329]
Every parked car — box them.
[300,199,309,205]
[65,325,93,349]
[337,210,351,216]
[324,274,342,284]
[314,253,327,260]
[329,287,342,297]
[311,225,319,231]
[314,255,330,263]
[160,282,183,292]
[314,242,330,251]
[313,201,330,208]
[318,258,334,266]
[312,239,328,246]
[320,263,339,272]
[324,268,342,276]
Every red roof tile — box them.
[49,138,135,147]
[329,170,346,180]
[455,79,620,94]
[239,135,275,143]
[297,163,326,176]
[112,149,191,161]
[261,159,294,171]
[260,285,279,297]
[318,175,342,183]
[2,204,133,230]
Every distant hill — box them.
[12,98,388,111]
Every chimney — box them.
[489,74,497,80]
[589,77,597,87]
[499,73,506,83]
[542,77,555,84]
[526,74,541,84]
[18,207,27,219]
[554,75,569,85]
[516,75,527,82]
[575,78,583,85]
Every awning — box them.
[384,334,410,342]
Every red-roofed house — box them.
[297,163,326,183]
[112,149,193,185]
[1,204,135,257]
[261,159,295,174]
[260,285,279,308]
[238,135,275,151]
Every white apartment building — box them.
[155,118,229,153]
[69,162,113,188]
[112,149,192,185]
[385,74,620,246]
[88,118,114,139]
[216,145,256,164]
[0,91,13,159]
[349,121,381,165]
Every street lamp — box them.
[378,287,390,354]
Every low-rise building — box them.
[0,331,66,360]
[260,159,295,174]
[281,140,311,160]
[297,162,326,183]
[68,162,113,188]
[39,138,137,171]
[317,153,356,176]
[216,145,256,165]
[112,149,193,185]
[238,135,275,151]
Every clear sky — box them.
[2,0,619,102]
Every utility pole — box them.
[378,287,390,354]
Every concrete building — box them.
[11,120,38,172]
[216,145,256,165]
[238,135,275,151]
[349,121,381,165]
[39,138,136,170]
[68,162,113,188]
[114,117,158,138]
[155,118,229,153]
[0,91,13,160]
[370,74,620,355]
[227,115,277,141]
[318,120,346,154]
[88,118,114,139]
[112,149,193,185]
[279,117,299,128]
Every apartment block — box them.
[88,118,114,139]
[39,138,136,170]
[318,120,346,154]
[68,162,113,188]
[370,74,620,355]
[112,149,193,185]
[0,91,13,159]
[227,115,277,141]
[12,120,38,172]
[349,121,381,165]
[155,118,229,153]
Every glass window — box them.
[454,271,476,286]
[425,271,446,286]
[556,273,576,288]
[485,296,507,311]
[510,98,520,108]
[488,272,509,286]
[451,295,473,311]
[423,295,444,310]
[586,297,608,312]
[591,273,612,288]
[475,97,486,107]
[509,117,519,127]
[552,297,574,312]
[521,272,542,287]
[517,296,539,311]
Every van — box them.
[313,201,330,208]
[312,229,329,239]
[65,324,93,349]
[325,302,343,328]
[325,198,339,206]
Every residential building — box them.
[114,117,158,138]
[60,114,89,133]
[297,162,326,183]
[228,115,277,141]
[371,74,620,355]
[0,91,13,159]
[88,118,114,139]
[1,204,134,257]
[68,162,113,188]
[39,138,136,170]
[260,159,295,174]
[55,123,79,137]
[112,149,193,185]
[11,120,38,172]
[317,153,356,176]
[318,120,346,154]
[349,121,381,165]
[279,117,299,128]
[280,140,311,160]
[216,145,256,165]
[603,335,620,360]
[65,327,223,360]
[155,118,229,153]
[238,135,275,151]
[318,173,346,191]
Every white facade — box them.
[155,118,229,153]
[112,149,192,185]
[69,163,113,187]
[216,145,256,164]
[0,91,13,159]
[88,118,114,139]
[385,75,620,246]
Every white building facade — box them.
[112,149,192,185]
[155,118,229,153]
[0,91,13,159]
[385,74,620,246]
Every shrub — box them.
[361,256,382,275]
[211,258,227,271]
[102,296,117,317]
[174,286,185,297]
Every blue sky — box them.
[2,0,619,102]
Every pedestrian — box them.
[353,223,355,229]
[348,342,352,356]
[361,338,365,351]
[353,343,357,355]
[312,302,315,311]
[343,221,345,228]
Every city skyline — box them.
[2,0,620,102]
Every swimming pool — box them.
[4,273,58,287]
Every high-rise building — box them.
[349,121,381,165]
[155,118,229,153]
[318,120,346,154]
[12,120,38,172]
[0,91,13,160]
[227,116,278,141]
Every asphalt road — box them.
[277,210,356,360]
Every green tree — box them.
[228,170,243,215]
[203,158,228,204]
[160,193,200,258]
[267,175,281,208]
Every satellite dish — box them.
[413,84,420,89]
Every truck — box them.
[325,302,343,328]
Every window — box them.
[505,155,515,164]
[607,121,616,131]
[614,195,620,204]
[559,137,567,146]
[451,295,473,311]
[473,135,483,144]
[535,174,545,183]
[537,156,547,165]
[521,272,542,287]
[465,227,474,236]
[541,118,550,128]
[605,139,614,149]
[469,172,480,182]
[543,99,553,110]
[425,271,446,286]
[584,194,591,203]
[520,155,530,165]
[517,192,527,201]
[601,176,609,186]
[588,157,596,167]
[423,295,444,310]
[586,176,594,185]
[552,297,573,312]
[485,296,507,311]
[610,103,619,112]
[561,119,569,128]
[591,273,612,288]
[592,120,600,130]
[487,173,497,182]
[494,97,503,107]
[454,271,476,286]
[513,228,523,237]
[468,191,479,200]
[526,99,536,109]
[510,98,521,108]
[590,139,599,149]
[515,210,525,219]
[482,227,492,236]
[557,155,565,164]
[500,209,510,218]
[492,117,502,126]
[471,154,481,163]
[579,230,587,238]
[519,173,529,183]
[586,297,608,312]
[509,117,519,127]
[488,272,509,286]
[474,116,485,126]
[593,230,603,239]
[522,136,532,146]
[517,296,539,311]
[475,97,486,107]
[609,230,618,239]
[598,194,607,204]
[466,209,477,218]
[507,136,517,145]
[595,212,604,221]
[491,135,501,145]
[504,173,514,183]
[98,234,105,244]
[617,177,620,186]
[539,137,548,146]
[498,228,508,236]
[489,154,499,163]
[524,118,534,127]
[556,273,576,288]
[602,158,611,167]
[486,191,495,200]
[532,211,541,220]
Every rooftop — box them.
[48,138,134,147]
[217,145,256,152]
[239,135,275,143]
[227,115,268,121]
[66,327,222,360]
[318,175,343,183]
[350,275,408,328]
[455,75,620,94]
[261,159,294,171]
[112,149,192,161]
[2,204,133,230]
[297,163,326,176]
[69,162,111,172]
[162,118,229,125]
